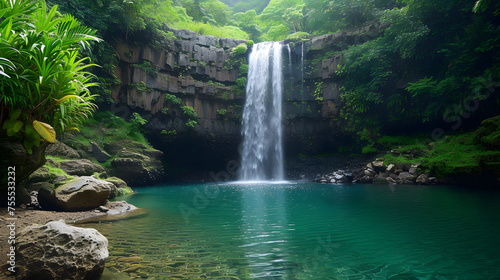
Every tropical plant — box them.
[0,0,100,153]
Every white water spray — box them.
[240,42,284,181]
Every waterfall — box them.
[240,42,284,181]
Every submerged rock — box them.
[16,220,108,280]
[38,176,113,211]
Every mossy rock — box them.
[473,115,500,149]
[115,186,134,197]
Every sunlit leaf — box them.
[32,120,56,143]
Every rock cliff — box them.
[109,24,384,179]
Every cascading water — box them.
[240,41,284,181]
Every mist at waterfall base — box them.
[239,41,284,182]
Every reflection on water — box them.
[88,183,500,280]
[239,184,293,278]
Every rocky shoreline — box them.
[0,200,142,279]
[314,160,438,185]
[0,131,160,279]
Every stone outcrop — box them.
[90,142,111,163]
[0,140,47,191]
[38,176,113,211]
[16,220,108,280]
[102,140,165,186]
[110,149,163,186]
[46,142,81,159]
[59,159,106,177]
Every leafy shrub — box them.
[185,120,198,128]
[239,64,249,75]
[362,144,378,154]
[236,77,247,88]
[233,44,247,55]
[132,61,158,78]
[216,109,227,116]
[181,106,198,119]
[286,32,312,42]
[165,94,182,105]
[0,0,100,153]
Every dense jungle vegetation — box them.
[43,0,499,138]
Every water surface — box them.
[95,183,500,279]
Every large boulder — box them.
[16,220,108,280]
[38,176,113,211]
[59,159,106,176]
[0,140,48,206]
[46,142,80,159]
[110,149,164,186]
[25,166,51,183]
[396,172,416,184]
[0,140,47,187]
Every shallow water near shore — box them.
[92,182,500,280]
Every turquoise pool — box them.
[95,182,500,279]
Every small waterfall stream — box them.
[240,42,284,181]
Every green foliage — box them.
[165,93,182,105]
[238,64,249,74]
[236,77,247,88]
[207,80,225,86]
[173,19,248,39]
[130,81,152,93]
[185,120,198,128]
[246,40,254,46]
[44,157,74,180]
[337,0,500,137]
[160,129,177,136]
[233,44,248,55]
[216,109,227,116]
[362,144,378,154]
[377,135,427,148]
[0,0,99,153]
[181,106,198,119]
[379,127,500,178]
[286,31,311,42]
[133,61,159,78]
[312,80,324,101]
[131,112,148,129]
[201,0,229,26]
[75,111,150,146]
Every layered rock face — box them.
[16,220,108,280]
[112,26,246,136]
[110,24,385,178]
[283,23,384,154]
